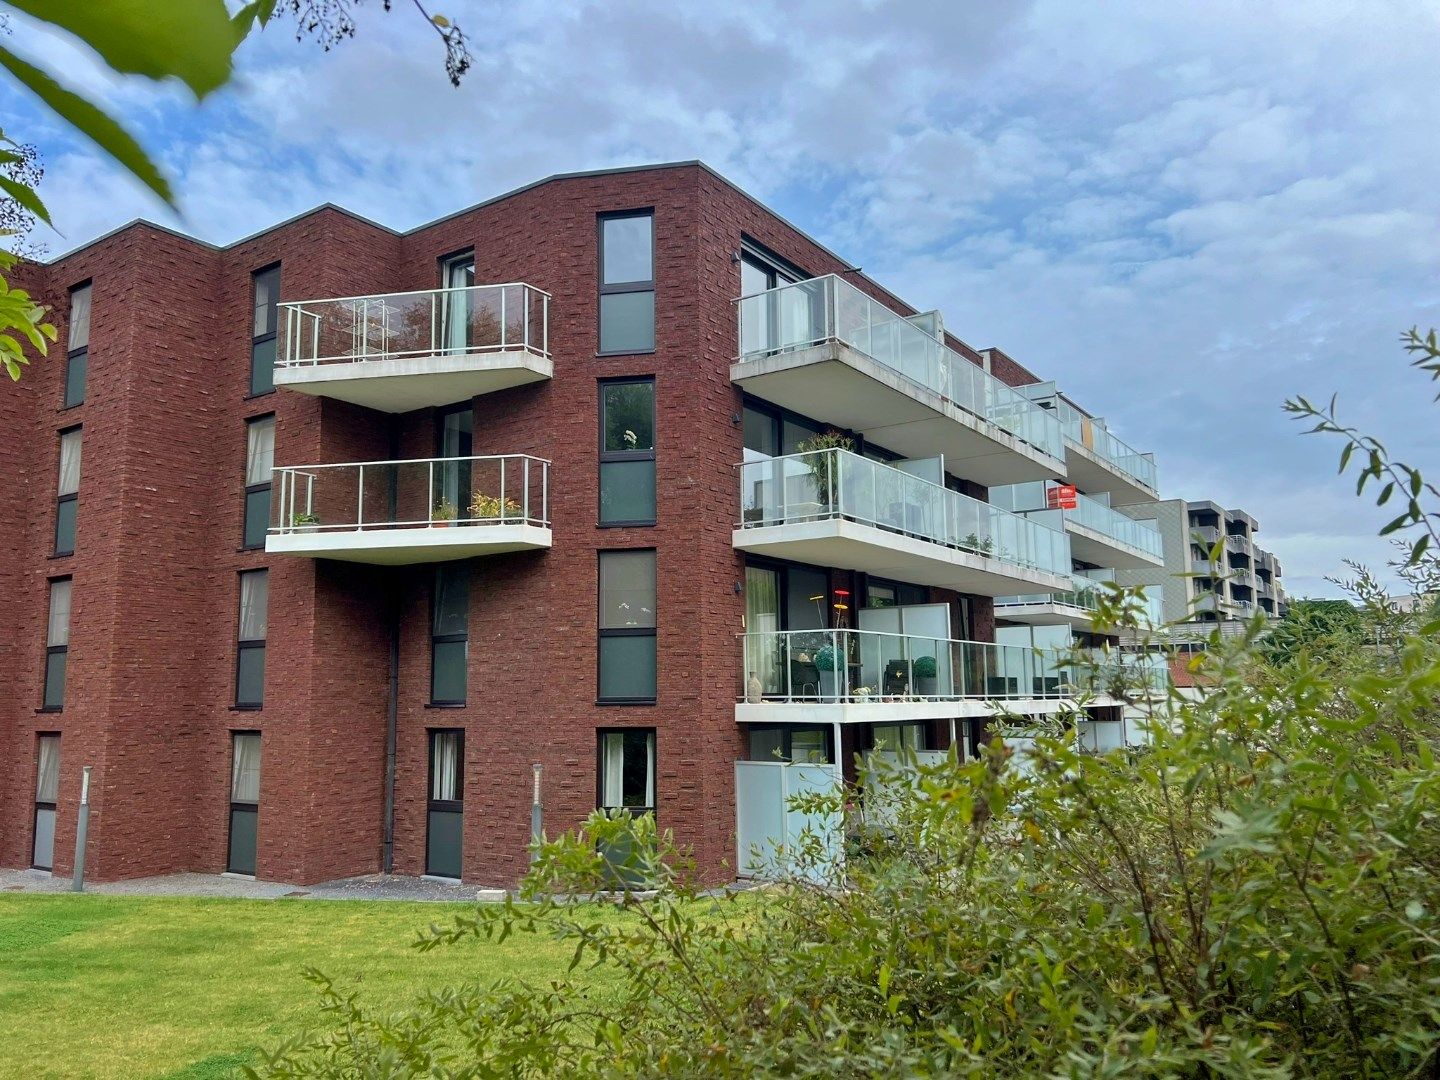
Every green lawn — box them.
[0,894,617,1080]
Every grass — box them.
[0,893,623,1079]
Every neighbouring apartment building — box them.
[1,161,1172,887]
[1116,498,1287,634]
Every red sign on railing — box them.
[1047,484,1078,510]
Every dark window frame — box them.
[430,564,469,707]
[54,425,81,557]
[227,730,261,874]
[595,727,658,816]
[746,723,834,764]
[741,393,900,462]
[743,553,836,633]
[598,376,657,527]
[41,576,71,712]
[427,728,465,813]
[249,263,281,398]
[597,548,658,705]
[596,209,656,356]
[234,569,268,709]
[31,732,61,871]
[242,413,275,551]
[62,281,91,410]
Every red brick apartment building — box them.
[0,161,1165,887]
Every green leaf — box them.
[0,174,51,225]
[1338,443,1353,474]
[232,0,280,41]
[0,44,171,205]
[7,0,237,97]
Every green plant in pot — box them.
[291,511,320,533]
[432,498,458,526]
[814,643,844,700]
[794,430,855,512]
[913,654,938,696]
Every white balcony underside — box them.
[1065,520,1164,570]
[732,518,1072,597]
[1063,441,1157,507]
[736,698,1100,725]
[731,343,1064,487]
[274,350,552,412]
[993,602,1096,630]
[266,523,551,565]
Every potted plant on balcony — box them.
[432,498,458,527]
[794,431,855,516]
[290,511,321,534]
[913,654,938,696]
[470,491,523,521]
[814,643,843,701]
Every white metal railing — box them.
[737,449,1071,577]
[1061,417,1157,492]
[280,283,550,368]
[734,275,1065,461]
[991,482,1163,559]
[269,454,550,533]
[740,628,1165,703]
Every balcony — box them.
[266,454,551,564]
[996,579,1164,631]
[1059,418,1157,506]
[276,283,551,412]
[731,276,1065,486]
[734,449,1072,597]
[737,629,1161,725]
[992,482,1163,569]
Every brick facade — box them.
[0,162,1055,887]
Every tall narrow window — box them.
[435,405,473,521]
[440,252,476,354]
[227,732,261,874]
[431,564,469,705]
[55,426,82,556]
[598,550,657,702]
[63,282,91,408]
[243,415,275,549]
[43,578,71,710]
[426,729,464,878]
[599,378,656,525]
[250,265,280,396]
[598,729,656,815]
[32,734,60,871]
[598,211,654,354]
[235,570,268,707]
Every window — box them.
[243,415,275,549]
[440,252,476,354]
[32,734,60,871]
[227,732,261,875]
[235,570,268,707]
[250,265,280,396]
[63,283,90,408]
[55,427,82,556]
[43,578,71,710]
[599,378,656,525]
[871,722,928,752]
[431,564,469,705]
[865,579,927,609]
[598,729,655,814]
[426,729,464,878]
[739,250,802,356]
[598,211,654,354]
[747,724,832,764]
[435,405,473,520]
[598,550,656,702]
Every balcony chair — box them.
[883,660,910,696]
[789,658,821,698]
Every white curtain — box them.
[57,429,82,496]
[430,731,461,801]
[47,579,72,647]
[601,731,654,810]
[238,571,268,641]
[68,284,91,350]
[245,417,275,486]
[231,734,261,803]
[35,736,60,802]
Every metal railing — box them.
[740,628,1166,703]
[280,283,550,368]
[270,454,550,533]
[1062,417,1157,492]
[734,275,1064,460]
[995,582,1166,627]
[992,481,1163,558]
[1225,533,1251,550]
[737,449,1071,577]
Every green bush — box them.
[912,654,937,678]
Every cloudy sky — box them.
[4,1,1438,597]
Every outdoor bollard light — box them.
[71,765,91,893]
[530,763,543,864]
